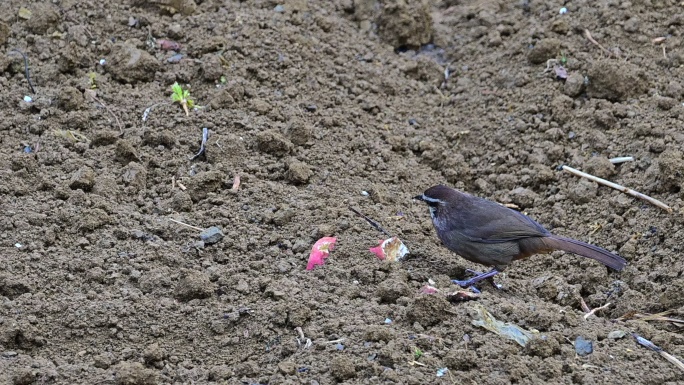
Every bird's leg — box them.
[463,268,502,289]
[452,268,500,290]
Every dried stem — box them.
[584,29,617,57]
[87,92,124,133]
[584,302,611,320]
[609,156,634,164]
[168,218,204,231]
[561,165,672,213]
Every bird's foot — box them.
[451,279,481,293]
[452,269,501,291]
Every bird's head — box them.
[414,185,455,220]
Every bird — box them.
[414,185,626,288]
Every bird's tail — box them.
[544,235,627,271]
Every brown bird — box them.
[414,185,626,288]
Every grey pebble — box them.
[574,336,593,356]
[608,330,627,340]
[200,226,224,245]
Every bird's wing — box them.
[447,194,550,243]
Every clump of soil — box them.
[1,0,683,384]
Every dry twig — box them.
[584,303,611,320]
[580,297,611,319]
[584,29,618,57]
[561,165,672,213]
[609,156,634,164]
[616,311,684,326]
[168,218,204,231]
[86,90,124,134]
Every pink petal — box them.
[420,285,439,294]
[369,243,386,260]
[306,237,337,270]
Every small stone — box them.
[563,73,585,97]
[57,86,84,111]
[623,18,640,33]
[551,19,570,34]
[330,356,356,380]
[115,140,140,163]
[2,351,18,358]
[0,22,9,46]
[186,170,223,202]
[587,59,647,102]
[664,81,683,98]
[277,360,296,375]
[201,55,223,82]
[272,206,295,226]
[143,343,164,363]
[122,162,147,191]
[200,227,224,245]
[376,0,432,49]
[574,336,593,356]
[285,159,312,185]
[107,43,161,84]
[91,130,121,147]
[659,279,684,308]
[376,280,410,304]
[509,187,538,208]
[170,191,193,212]
[174,271,215,301]
[364,326,394,342]
[25,3,60,34]
[93,353,113,369]
[255,129,293,157]
[113,362,158,385]
[568,178,597,204]
[69,166,96,191]
[655,96,677,111]
[584,156,615,179]
[528,38,561,65]
[526,335,561,358]
[286,124,313,146]
[658,149,684,193]
[250,99,272,115]
[608,330,627,340]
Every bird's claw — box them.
[451,279,481,293]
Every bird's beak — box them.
[413,195,425,201]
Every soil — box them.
[1,0,684,384]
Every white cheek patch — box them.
[428,206,436,219]
[421,195,444,204]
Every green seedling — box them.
[559,51,568,66]
[413,347,423,360]
[88,72,98,89]
[171,82,194,116]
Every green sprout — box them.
[88,72,98,89]
[171,82,195,116]
[413,347,423,360]
[559,51,568,66]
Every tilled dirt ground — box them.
[1,0,684,384]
